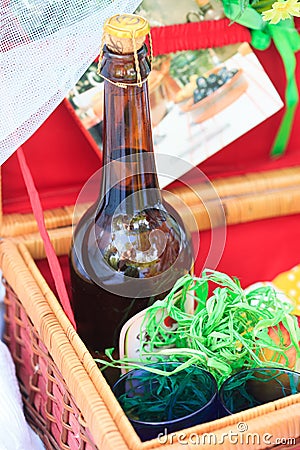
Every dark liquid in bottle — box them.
[70,149,192,383]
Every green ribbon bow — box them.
[223,0,300,157]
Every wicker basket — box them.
[1,105,300,450]
[1,239,300,450]
[1,148,300,449]
[1,98,300,450]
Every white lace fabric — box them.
[0,0,142,165]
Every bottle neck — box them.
[99,45,162,214]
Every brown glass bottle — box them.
[69,15,193,362]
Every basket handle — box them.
[16,146,76,329]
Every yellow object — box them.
[272,265,300,316]
[196,0,210,6]
[262,0,300,24]
[103,14,150,39]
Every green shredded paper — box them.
[96,270,300,387]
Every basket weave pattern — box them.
[4,282,97,450]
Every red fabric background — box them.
[3,20,300,288]
[2,101,102,215]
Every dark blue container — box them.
[113,361,218,442]
[219,367,300,416]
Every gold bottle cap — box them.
[103,14,150,54]
[104,14,150,39]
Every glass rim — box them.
[113,361,218,426]
[219,366,300,415]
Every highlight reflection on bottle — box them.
[69,14,193,355]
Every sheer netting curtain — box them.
[0,0,142,165]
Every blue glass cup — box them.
[219,367,300,416]
[112,361,218,441]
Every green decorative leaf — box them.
[223,0,266,29]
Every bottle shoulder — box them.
[69,242,93,283]
[70,203,193,287]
